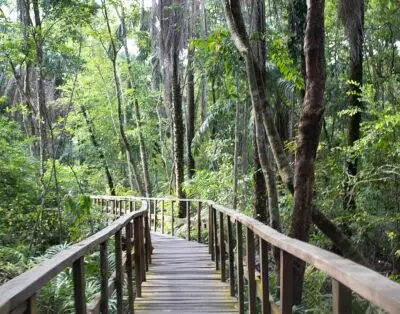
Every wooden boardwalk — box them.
[135,232,238,313]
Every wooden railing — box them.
[1,195,400,314]
[91,196,400,314]
[0,199,151,314]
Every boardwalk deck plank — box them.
[134,232,238,314]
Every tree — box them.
[340,0,364,211]
[288,0,326,303]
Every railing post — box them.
[161,200,165,234]
[236,221,244,314]
[260,239,271,314]
[115,230,123,314]
[145,213,152,265]
[129,200,133,212]
[247,227,256,314]
[332,279,352,314]
[227,216,235,296]
[212,207,219,270]
[280,250,294,314]
[219,212,226,282]
[100,241,108,314]
[209,204,214,258]
[134,217,142,297]
[72,257,86,314]
[154,200,157,232]
[140,216,146,281]
[187,201,191,241]
[171,201,175,236]
[26,294,37,314]
[126,222,134,314]
[197,201,202,243]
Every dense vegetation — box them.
[0,0,399,312]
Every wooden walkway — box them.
[135,232,238,313]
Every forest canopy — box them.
[0,0,399,312]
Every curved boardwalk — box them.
[135,232,238,314]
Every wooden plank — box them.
[100,241,108,314]
[332,279,352,314]
[227,216,235,296]
[72,257,86,314]
[115,231,123,314]
[247,227,256,314]
[134,217,142,298]
[219,212,226,282]
[213,207,219,270]
[125,223,134,314]
[171,201,175,236]
[260,239,271,314]
[161,200,165,234]
[280,250,294,314]
[197,202,202,243]
[187,201,191,241]
[209,204,213,257]
[236,222,244,314]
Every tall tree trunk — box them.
[233,101,241,209]
[32,0,47,180]
[119,4,152,196]
[103,0,144,195]
[200,0,207,123]
[186,0,196,179]
[252,125,267,223]
[289,0,325,304]
[172,49,186,217]
[222,0,366,266]
[81,105,116,196]
[340,0,364,211]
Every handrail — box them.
[91,195,400,314]
[0,199,151,314]
[2,195,399,314]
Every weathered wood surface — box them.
[134,232,238,314]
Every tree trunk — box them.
[186,1,196,179]
[289,0,325,304]
[200,0,207,123]
[103,0,144,195]
[341,0,364,211]
[172,49,186,217]
[80,106,116,195]
[119,4,152,196]
[222,0,366,267]
[32,0,47,179]
[252,125,267,223]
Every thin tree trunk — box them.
[288,0,326,304]
[103,0,144,195]
[341,0,364,211]
[233,101,241,209]
[81,105,116,196]
[200,0,207,123]
[186,0,196,179]
[172,49,186,217]
[119,4,151,196]
[32,0,47,180]
[222,0,366,266]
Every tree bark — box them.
[340,0,364,211]
[222,0,366,267]
[186,0,196,179]
[172,49,186,217]
[103,0,144,195]
[80,105,116,196]
[32,0,48,179]
[288,0,325,304]
[119,4,152,197]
